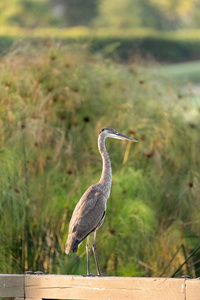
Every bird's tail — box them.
[65,234,79,254]
[65,243,71,254]
[65,236,72,254]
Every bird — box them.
[65,126,137,276]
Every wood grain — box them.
[0,274,199,300]
[186,279,200,300]
[25,275,186,300]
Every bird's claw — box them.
[83,273,97,277]
[25,271,44,275]
[97,272,107,277]
[82,272,107,277]
[34,271,44,275]
[25,271,34,275]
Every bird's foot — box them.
[25,271,44,275]
[25,271,34,275]
[82,273,97,277]
[34,271,44,275]
[97,272,107,277]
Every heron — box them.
[65,126,137,276]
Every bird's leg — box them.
[86,235,91,275]
[92,231,105,276]
[84,236,95,277]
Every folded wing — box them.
[65,185,106,254]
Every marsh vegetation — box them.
[0,40,199,277]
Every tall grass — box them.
[0,41,199,277]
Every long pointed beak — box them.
[116,132,138,142]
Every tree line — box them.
[1,0,200,30]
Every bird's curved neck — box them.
[98,135,112,198]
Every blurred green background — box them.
[1,0,200,29]
[0,0,200,279]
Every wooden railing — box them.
[0,274,200,300]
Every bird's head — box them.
[98,127,137,142]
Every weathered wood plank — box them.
[25,275,186,300]
[186,279,200,300]
[0,274,24,297]
[0,274,199,300]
